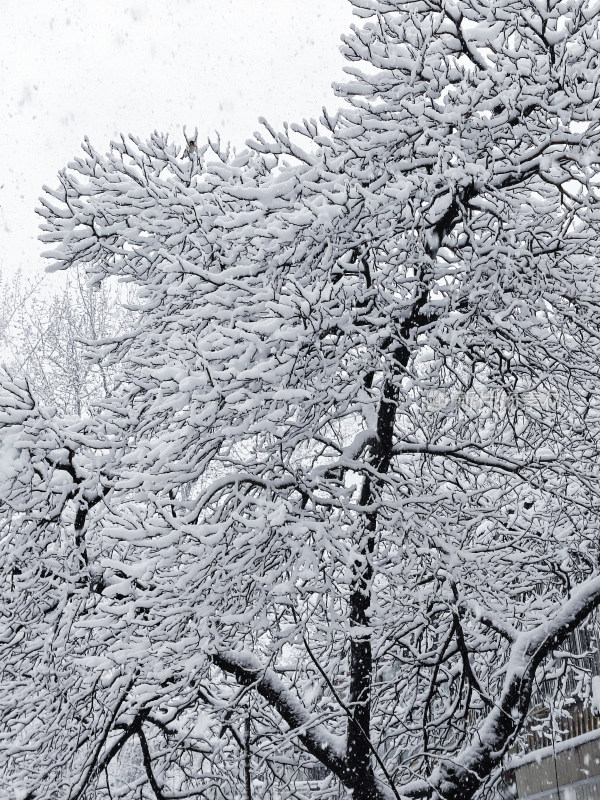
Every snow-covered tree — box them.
[4,1,600,798]
[0,269,127,415]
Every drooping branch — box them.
[211,650,348,782]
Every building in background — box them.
[503,622,600,800]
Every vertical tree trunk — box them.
[347,327,410,796]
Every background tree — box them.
[3,1,600,799]
[0,268,127,415]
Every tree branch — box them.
[211,650,348,782]
[402,574,600,800]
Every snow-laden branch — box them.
[402,574,600,800]
[392,440,557,472]
[6,1,600,798]
[211,650,348,781]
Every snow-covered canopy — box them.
[4,1,600,798]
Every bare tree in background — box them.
[0,268,127,415]
[4,1,600,798]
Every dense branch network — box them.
[3,1,600,799]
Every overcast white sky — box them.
[1,1,355,282]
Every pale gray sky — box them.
[1,1,355,280]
